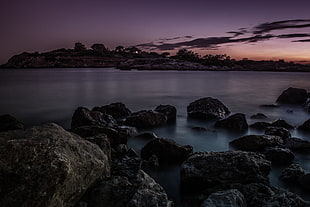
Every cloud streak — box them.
[138,19,310,51]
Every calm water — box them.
[0,68,310,204]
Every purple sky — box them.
[1,0,310,64]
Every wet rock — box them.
[271,119,294,129]
[276,87,308,105]
[187,97,230,120]
[298,174,310,191]
[181,151,271,194]
[124,110,167,128]
[263,147,295,165]
[250,122,272,130]
[72,125,128,148]
[141,138,193,164]
[229,135,283,151]
[0,114,24,132]
[84,133,111,161]
[136,131,158,139]
[298,119,310,132]
[142,154,160,169]
[200,189,246,207]
[215,113,248,132]
[0,123,110,207]
[71,107,116,129]
[116,144,128,154]
[250,113,268,119]
[280,163,305,182]
[154,104,177,122]
[118,126,138,137]
[283,137,310,152]
[265,126,291,139]
[92,102,131,120]
[304,98,310,113]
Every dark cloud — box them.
[158,36,193,41]
[253,19,310,34]
[293,39,310,42]
[278,33,310,38]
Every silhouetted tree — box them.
[125,46,141,54]
[161,52,170,58]
[175,49,200,62]
[202,54,232,66]
[91,43,108,56]
[74,42,86,51]
[115,46,125,53]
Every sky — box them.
[1,0,310,64]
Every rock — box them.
[283,137,310,152]
[298,174,310,191]
[276,87,308,105]
[124,110,167,128]
[191,126,216,132]
[280,163,305,182]
[154,104,177,122]
[187,97,230,120]
[265,126,291,139]
[304,98,310,112]
[72,125,128,148]
[263,147,295,165]
[136,131,158,139]
[271,119,294,129]
[118,126,138,137]
[250,122,272,130]
[298,119,310,131]
[181,151,271,194]
[0,114,24,132]
[141,138,193,164]
[71,107,116,129]
[200,189,246,207]
[250,113,268,119]
[116,144,128,154]
[142,154,160,169]
[215,113,248,132]
[229,135,283,151]
[0,123,110,207]
[93,102,131,120]
[84,133,111,162]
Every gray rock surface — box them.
[229,135,283,151]
[93,102,132,120]
[154,104,177,122]
[263,147,295,165]
[124,110,167,128]
[201,189,246,207]
[215,113,248,132]
[265,126,291,139]
[280,163,305,182]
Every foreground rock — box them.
[265,126,291,139]
[263,147,295,165]
[229,135,283,151]
[215,113,248,132]
[71,107,116,129]
[0,114,24,132]
[181,151,271,194]
[187,97,230,120]
[276,87,308,105]
[280,164,305,182]
[154,104,177,122]
[141,138,193,164]
[283,137,310,152]
[298,174,310,191]
[93,102,132,120]
[298,119,310,131]
[124,110,167,128]
[0,123,110,207]
[200,189,246,207]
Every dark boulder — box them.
[84,133,111,162]
[124,110,167,128]
[283,137,310,152]
[298,119,310,131]
[71,107,116,129]
[141,138,193,164]
[271,119,294,129]
[263,147,295,165]
[265,126,291,139]
[154,104,177,122]
[298,174,310,191]
[279,163,305,182]
[215,113,248,132]
[187,97,230,120]
[304,98,310,113]
[229,135,283,151]
[250,122,272,130]
[181,151,271,194]
[200,189,246,207]
[250,113,268,119]
[276,87,308,105]
[0,114,24,132]
[93,102,132,120]
[0,123,110,207]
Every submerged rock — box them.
[0,123,110,207]
[93,102,132,120]
[250,113,268,119]
[187,97,230,120]
[201,189,246,207]
[181,151,271,194]
[298,119,310,132]
[141,138,193,164]
[215,113,248,132]
[124,110,167,128]
[264,126,291,139]
[280,163,305,182]
[263,147,295,165]
[229,135,283,151]
[276,87,308,105]
[154,104,177,122]
[271,119,294,129]
[0,114,24,132]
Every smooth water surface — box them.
[0,68,310,204]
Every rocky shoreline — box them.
[1,88,310,207]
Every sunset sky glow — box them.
[1,0,310,64]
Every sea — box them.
[0,68,309,204]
